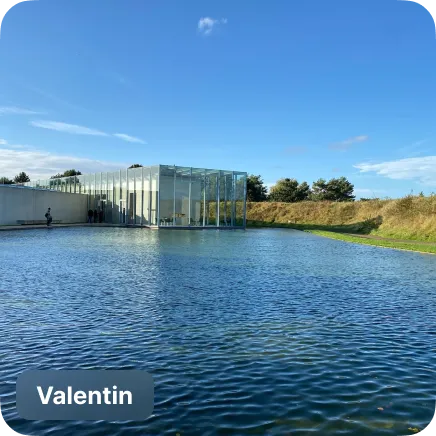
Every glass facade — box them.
[24,165,247,228]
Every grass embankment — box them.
[307,230,436,255]
[246,195,436,254]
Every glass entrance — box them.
[119,200,126,224]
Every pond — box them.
[0,227,435,435]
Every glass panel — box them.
[106,172,113,223]
[113,171,120,224]
[83,175,89,195]
[100,173,107,222]
[90,174,95,209]
[128,168,135,224]
[235,173,246,226]
[159,165,175,226]
[135,167,143,225]
[76,175,84,194]
[174,167,190,226]
[121,170,127,201]
[143,167,150,225]
[219,172,227,226]
[95,173,101,208]
[190,168,204,226]
[150,166,159,226]
[206,170,218,226]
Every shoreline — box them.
[246,222,436,255]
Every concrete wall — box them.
[0,186,89,225]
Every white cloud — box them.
[30,120,146,144]
[0,147,127,180]
[354,156,436,186]
[329,135,369,151]
[198,17,227,35]
[113,133,146,144]
[31,120,109,136]
[0,106,44,115]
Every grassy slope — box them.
[246,195,436,242]
[246,196,436,254]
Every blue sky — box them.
[0,0,435,198]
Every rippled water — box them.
[0,227,435,436]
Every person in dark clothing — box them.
[44,207,52,226]
[94,209,98,223]
[98,208,103,223]
[87,209,93,223]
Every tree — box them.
[247,174,268,202]
[0,177,13,184]
[311,177,355,202]
[62,169,82,177]
[269,178,310,202]
[296,181,311,200]
[14,172,30,183]
[51,169,82,179]
[129,164,143,168]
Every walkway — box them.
[0,223,134,231]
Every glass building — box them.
[25,165,247,228]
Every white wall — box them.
[0,186,89,225]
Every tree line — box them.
[247,175,355,202]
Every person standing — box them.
[44,208,52,226]
[98,207,103,223]
[87,209,93,223]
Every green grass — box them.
[306,230,436,255]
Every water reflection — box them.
[0,227,435,436]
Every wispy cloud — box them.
[283,146,308,155]
[30,120,109,137]
[354,156,436,186]
[113,133,146,144]
[30,120,146,144]
[198,17,228,36]
[0,106,44,115]
[329,135,369,151]
[0,138,33,150]
[0,146,127,180]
